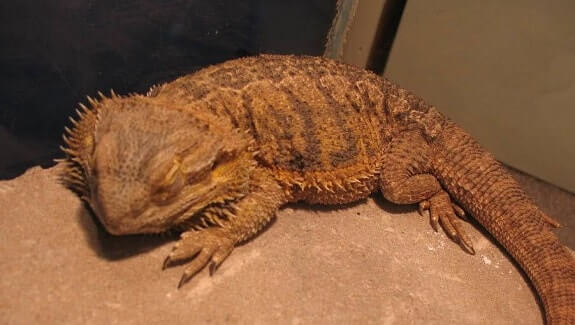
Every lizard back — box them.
[153,55,407,203]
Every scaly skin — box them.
[60,54,575,323]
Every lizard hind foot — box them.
[418,192,475,255]
[162,228,235,288]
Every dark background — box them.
[0,0,337,178]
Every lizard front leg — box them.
[163,168,287,287]
[380,131,474,253]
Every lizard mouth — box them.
[136,187,219,234]
[95,182,218,235]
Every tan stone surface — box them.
[0,165,546,324]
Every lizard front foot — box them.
[163,227,235,288]
[418,192,475,254]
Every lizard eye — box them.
[184,161,214,185]
[152,160,184,204]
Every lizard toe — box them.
[163,228,236,288]
[178,249,213,288]
[451,202,468,221]
[419,200,440,232]
[425,192,475,254]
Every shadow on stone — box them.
[75,202,173,261]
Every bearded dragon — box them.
[60,54,575,324]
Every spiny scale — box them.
[59,95,101,200]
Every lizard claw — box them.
[419,192,475,255]
[418,200,430,217]
[162,228,235,288]
[162,255,172,270]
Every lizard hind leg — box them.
[380,131,475,253]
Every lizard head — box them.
[60,93,256,235]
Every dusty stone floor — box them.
[1,164,573,324]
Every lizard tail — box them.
[431,121,575,324]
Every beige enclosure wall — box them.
[383,1,575,192]
[340,0,386,67]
